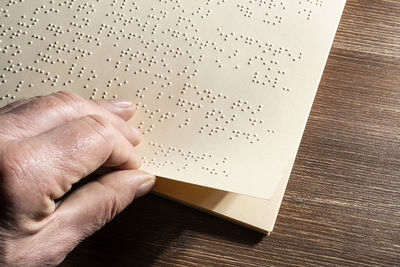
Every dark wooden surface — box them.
[61,1,400,266]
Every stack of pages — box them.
[0,0,346,233]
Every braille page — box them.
[0,0,346,199]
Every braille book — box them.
[0,0,346,233]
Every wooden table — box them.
[61,1,400,266]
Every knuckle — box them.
[104,190,120,223]
[0,113,20,140]
[51,91,88,113]
[0,142,53,217]
[91,182,120,228]
[0,142,27,181]
[0,143,28,215]
[83,114,115,142]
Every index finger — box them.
[0,91,140,145]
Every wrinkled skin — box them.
[0,91,155,266]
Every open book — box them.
[0,0,346,234]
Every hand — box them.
[0,91,155,266]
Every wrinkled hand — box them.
[0,91,155,266]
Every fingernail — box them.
[108,99,133,109]
[135,177,156,199]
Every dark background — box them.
[61,1,400,266]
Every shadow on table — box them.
[60,193,264,266]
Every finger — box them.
[18,170,155,265]
[94,98,136,121]
[0,97,35,114]
[53,170,155,244]
[4,114,143,219]
[0,91,139,144]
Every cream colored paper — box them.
[154,172,290,234]
[0,0,346,199]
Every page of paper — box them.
[0,0,346,199]
[154,172,290,234]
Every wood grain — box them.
[61,1,400,266]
